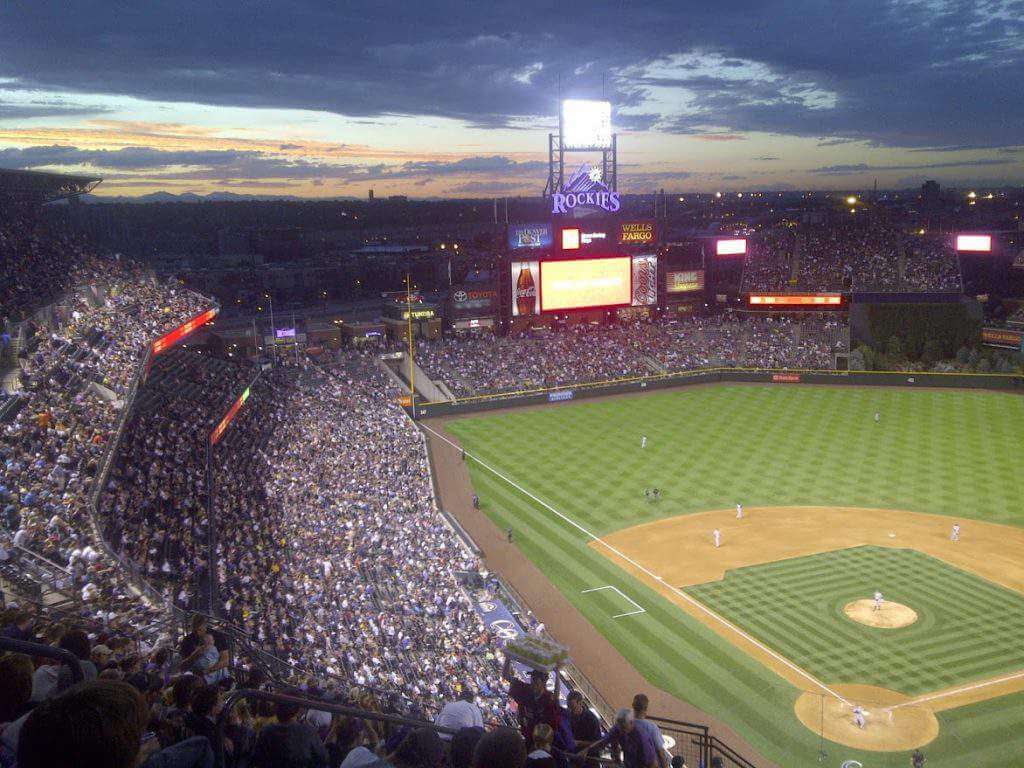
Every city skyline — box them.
[1,1,1021,198]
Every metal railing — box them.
[0,637,84,686]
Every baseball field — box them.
[431,384,1024,768]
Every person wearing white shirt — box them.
[434,689,484,740]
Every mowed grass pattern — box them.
[446,385,1024,768]
[686,546,1024,695]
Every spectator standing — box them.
[503,657,560,750]
[252,695,328,768]
[631,694,668,768]
[566,691,602,752]
[525,723,557,768]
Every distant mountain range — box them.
[76,191,340,204]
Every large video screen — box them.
[716,238,747,256]
[540,257,631,312]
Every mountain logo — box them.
[552,163,620,214]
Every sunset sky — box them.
[1,1,1021,198]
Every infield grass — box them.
[446,385,1024,768]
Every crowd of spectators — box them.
[740,224,961,294]
[418,314,846,397]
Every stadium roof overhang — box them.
[0,168,102,205]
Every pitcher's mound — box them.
[844,599,918,629]
[794,684,939,752]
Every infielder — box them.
[713,529,721,548]
[873,590,883,611]
[951,523,960,542]
[641,435,647,449]
[853,705,866,729]
[736,502,743,519]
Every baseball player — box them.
[874,412,880,423]
[641,435,647,449]
[853,705,866,729]
[951,523,960,542]
[713,529,721,548]
[736,502,743,520]
[874,590,883,611]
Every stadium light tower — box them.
[545,99,617,197]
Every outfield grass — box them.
[446,385,1024,768]
[686,546,1024,695]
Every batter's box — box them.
[581,585,646,618]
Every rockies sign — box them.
[551,163,620,215]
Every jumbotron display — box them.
[540,257,631,312]
[956,234,992,252]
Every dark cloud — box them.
[811,158,1015,175]
[753,156,780,161]
[0,102,111,119]
[0,1,1020,149]
[446,180,527,193]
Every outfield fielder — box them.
[641,435,647,449]
[736,502,743,519]
[951,523,960,542]
[713,529,721,548]
[853,705,866,729]
[874,590,884,612]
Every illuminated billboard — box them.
[667,270,705,293]
[511,261,540,317]
[210,386,251,446]
[508,223,553,250]
[561,99,612,150]
[956,234,992,252]
[618,221,656,246]
[716,238,748,256]
[748,294,843,307]
[151,308,217,356]
[540,257,631,312]
[631,255,657,306]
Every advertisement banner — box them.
[151,307,218,356]
[981,327,1024,349]
[618,221,657,246]
[449,286,498,317]
[508,223,553,250]
[631,254,657,307]
[666,270,705,294]
[511,261,540,317]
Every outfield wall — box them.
[410,368,1024,418]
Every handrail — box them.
[0,637,84,685]
[709,735,760,768]
[14,543,71,576]
[213,689,460,768]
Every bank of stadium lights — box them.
[715,191,722,199]
[846,196,858,205]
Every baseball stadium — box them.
[4,52,1024,768]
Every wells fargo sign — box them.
[618,221,656,245]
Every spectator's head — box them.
[615,707,635,734]
[17,680,148,768]
[710,758,724,768]
[393,727,445,768]
[0,652,34,721]
[631,693,650,717]
[274,690,305,723]
[451,727,485,768]
[532,723,553,753]
[567,690,585,716]
[171,674,199,709]
[473,727,526,768]
[670,757,686,768]
[190,613,207,636]
[528,669,547,696]
[58,629,90,661]
[191,684,221,719]
[459,685,476,703]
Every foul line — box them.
[893,669,1024,711]
[581,585,646,618]
[420,422,850,705]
